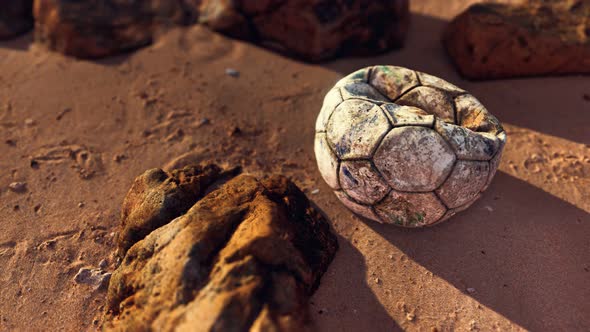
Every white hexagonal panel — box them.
[397,86,455,123]
[315,87,343,132]
[334,191,381,223]
[374,190,447,227]
[374,126,456,192]
[435,120,499,161]
[369,65,420,101]
[314,133,340,189]
[326,99,391,160]
[381,103,434,127]
[339,160,390,205]
[436,160,489,208]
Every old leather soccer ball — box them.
[314,65,506,227]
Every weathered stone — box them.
[33,0,201,58]
[436,160,489,208]
[381,104,435,128]
[314,133,340,190]
[374,127,456,192]
[117,164,241,256]
[416,71,466,96]
[200,0,410,62]
[374,191,447,227]
[315,88,343,132]
[369,65,420,100]
[396,86,456,123]
[104,171,338,331]
[326,100,391,160]
[339,82,389,103]
[0,1,33,39]
[339,160,390,205]
[444,1,590,79]
[334,191,381,223]
[435,120,499,161]
[455,94,503,135]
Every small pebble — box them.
[24,118,35,126]
[466,287,476,294]
[311,189,320,195]
[483,205,493,212]
[225,68,240,77]
[374,277,381,284]
[78,202,85,208]
[406,312,415,321]
[8,182,27,193]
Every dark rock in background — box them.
[33,0,201,58]
[0,0,34,39]
[199,0,410,61]
[32,0,409,60]
[104,165,338,331]
[444,0,590,79]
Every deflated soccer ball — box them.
[314,65,506,227]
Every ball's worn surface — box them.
[314,65,506,227]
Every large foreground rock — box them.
[199,0,410,61]
[444,1,590,79]
[104,165,338,331]
[33,0,201,58]
[33,0,409,60]
[0,1,33,39]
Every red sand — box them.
[0,1,588,330]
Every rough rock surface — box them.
[33,0,409,60]
[0,1,33,39]
[33,0,201,58]
[315,65,506,227]
[444,0,590,79]
[104,166,338,331]
[199,0,410,61]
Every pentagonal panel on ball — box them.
[397,86,455,123]
[381,103,434,128]
[326,99,391,160]
[339,160,390,205]
[374,190,447,227]
[314,133,340,190]
[435,160,489,208]
[369,65,420,101]
[374,126,456,192]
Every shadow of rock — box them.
[310,235,402,332]
[320,13,590,145]
[363,171,590,331]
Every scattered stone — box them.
[0,1,33,39]
[30,160,39,169]
[406,312,415,322]
[225,68,240,77]
[104,166,338,331]
[484,205,494,212]
[117,164,241,256]
[466,287,476,294]
[74,267,111,289]
[199,0,409,61]
[444,1,590,79]
[8,182,27,193]
[375,277,381,284]
[196,118,210,127]
[33,0,201,58]
[56,108,71,121]
[311,188,320,195]
[24,118,35,126]
[78,202,85,208]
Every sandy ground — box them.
[0,0,589,331]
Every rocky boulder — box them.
[33,0,201,58]
[443,0,590,79]
[0,1,33,39]
[104,165,338,331]
[199,0,410,61]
